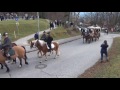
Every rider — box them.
[40,31,47,42]
[46,32,53,52]
[2,32,12,59]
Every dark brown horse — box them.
[92,30,100,41]
[0,50,9,72]
[82,32,92,43]
[35,40,60,61]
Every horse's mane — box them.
[12,43,17,47]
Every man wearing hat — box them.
[46,32,53,52]
[2,32,12,59]
[40,31,47,42]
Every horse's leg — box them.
[18,58,22,68]
[95,37,96,41]
[22,46,28,59]
[83,37,84,43]
[3,62,10,72]
[11,58,17,64]
[48,51,51,56]
[52,50,54,54]
[13,59,16,63]
[54,50,58,59]
[24,57,28,65]
[24,51,28,60]
[0,63,3,69]
[37,50,40,57]
[86,38,87,43]
[38,50,43,58]
[45,53,47,61]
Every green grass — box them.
[80,37,120,78]
[0,19,49,42]
[28,26,81,43]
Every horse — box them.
[7,43,27,64]
[35,40,60,61]
[91,30,99,41]
[82,32,93,43]
[30,40,53,58]
[0,45,28,72]
[0,49,9,72]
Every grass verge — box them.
[28,26,81,43]
[0,19,49,42]
[79,37,120,78]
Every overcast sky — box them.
[80,12,85,16]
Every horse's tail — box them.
[57,47,60,56]
[21,46,28,59]
[56,42,60,56]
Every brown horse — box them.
[12,43,27,59]
[82,32,92,43]
[35,40,60,61]
[0,45,28,72]
[0,50,10,72]
[92,30,100,41]
[30,40,53,58]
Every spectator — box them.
[100,40,109,63]
[34,32,39,40]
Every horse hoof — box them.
[54,57,56,59]
[39,56,42,58]
[25,62,28,65]
[6,69,10,72]
[39,62,42,63]
[19,65,22,68]
[45,59,47,61]
[1,67,3,69]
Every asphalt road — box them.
[0,33,120,78]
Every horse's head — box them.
[30,41,34,49]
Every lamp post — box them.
[37,12,40,40]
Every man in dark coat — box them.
[40,31,47,42]
[46,32,53,52]
[34,32,39,40]
[100,40,109,62]
[2,32,13,59]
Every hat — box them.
[3,32,8,36]
[104,40,107,44]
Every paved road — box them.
[0,33,120,78]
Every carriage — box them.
[82,25,101,43]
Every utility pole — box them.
[37,12,40,40]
